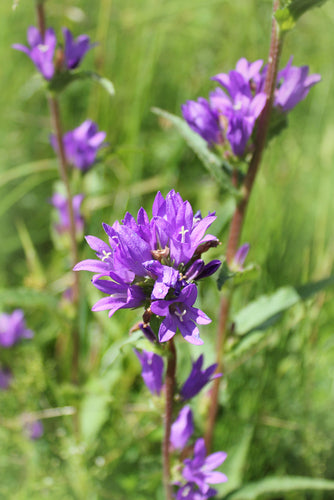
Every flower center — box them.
[179,225,189,243]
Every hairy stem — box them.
[163,339,177,500]
[36,3,80,383]
[205,0,282,452]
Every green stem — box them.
[205,0,283,452]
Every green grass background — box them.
[0,0,333,498]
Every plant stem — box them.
[36,3,80,383]
[205,0,282,452]
[163,339,176,500]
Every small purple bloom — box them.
[150,284,211,345]
[50,193,84,235]
[170,406,194,451]
[0,310,33,348]
[62,28,96,70]
[51,120,106,171]
[134,349,164,395]
[139,323,157,343]
[0,368,12,390]
[182,438,227,495]
[275,57,321,112]
[231,243,250,271]
[176,483,217,500]
[13,26,56,80]
[181,98,223,146]
[25,420,44,440]
[181,355,221,400]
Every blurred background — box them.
[0,0,333,498]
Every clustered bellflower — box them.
[51,120,106,171]
[13,26,95,80]
[0,310,34,348]
[74,190,221,345]
[182,57,320,157]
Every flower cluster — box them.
[182,57,321,157]
[75,190,221,345]
[13,26,95,80]
[50,120,107,171]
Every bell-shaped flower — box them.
[181,355,221,400]
[170,406,194,451]
[0,310,33,348]
[62,28,96,69]
[181,98,223,146]
[50,193,84,236]
[13,26,56,80]
[134,349,164,395]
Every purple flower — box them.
[62,28,96,70]
[231,243,250,271]
[150,284,211,345]
[0,310,33,348]
[51,120,107,171]
[181,98,222,146]
[74,190,219,345]
[170,406,194,451]
[176,483,217,500]
[181,355,220,400]
[210,88,266,156]
[50,193,84,235]
[25,420,44,440]
[275,57,321,112]
[0,368,12,390]
[182,438,227,495]
[134,349,164,395]
[13,26,56,80]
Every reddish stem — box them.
[162,339,177,500]
[205,0,282,452]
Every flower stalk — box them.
[163,339,177,500]
[205,0,283,452]
[36,2,80,383]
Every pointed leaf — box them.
[225,475,334,500]
[275,0,329,33]
[152,107,238,195]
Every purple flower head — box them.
[134,349,164,395]
[51,120,107,171]
[170,406,194,451]
[181,355,221,400]
[24,420,44,440]
[150,284,211,345]
[62,28,96,70]
[181,98,223,146]
[182,438,227,495]
[0,368,12,390]
[275,57,321,112]
[50,193,84,235]
[74,190,219,344]
[13,26,56,80]
[0,310,33,348]
[231,243,250,271]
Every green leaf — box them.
[217,260,235,290]
[151,107,238,195]
[0,287,58,311]
[275,0,328,33]
[101,330,143,372]
[225,475,334,500]
[223,425,255,494]
[80,385,111,445]
[48,70,115,96]
[233,275,334,336]
[233,286,301,336]
[0,160,57,189]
